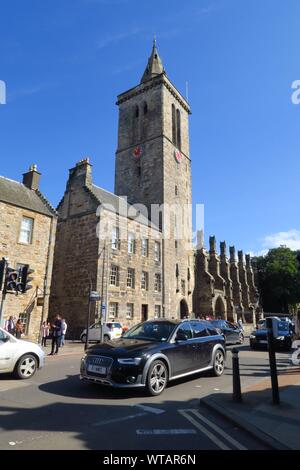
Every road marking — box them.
[0,381,31,393]
[136,429,197,435]
[179,410,230,450]
[184,409,247,450]
[134,404,165,415]
[93,412,147,427]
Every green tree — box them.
[254,246,300,313]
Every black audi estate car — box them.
[80,319,226,396]
[209,320,244,345]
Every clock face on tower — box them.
[174,149,182,163]
[133,146,142,158]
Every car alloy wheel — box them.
[103,334,110,342]
[15,354,37,379]
[213,350,225,376]
[147,360,168,396]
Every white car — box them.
[0,327,45,379]
[80,322,123,343]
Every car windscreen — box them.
[122,322,175,342]
[278,321,289,332]
[210,320,224,327]
[111,323,122,329]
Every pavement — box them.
[201,349,300,450]
[0,337,297,450]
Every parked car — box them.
[80,322,123,343]
[250,318,293,351]
[80,319,226,396]
[0,327,44,379]
[209,320,244,345]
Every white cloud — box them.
[261,229,300,251]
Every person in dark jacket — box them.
[49,314,62,356]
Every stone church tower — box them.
[115,40,193,318]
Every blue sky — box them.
[0,0,300,255]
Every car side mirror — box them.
[176,331,188,342]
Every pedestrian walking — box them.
[4,316,16,335]
[40,320,50,347]
[237,318,244,332]
[49,314,62,356]
[60,318,67,347]
[15,319,24,339]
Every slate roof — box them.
[0,176,56,217]
[89,184,159,230]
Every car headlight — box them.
[117,357,142,365]
[250,335,256,339]
[276,336,285,341]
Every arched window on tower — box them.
[172,104,176,145]
[132,105,140,143]
[176,109,181,150]
[142,101,148,139]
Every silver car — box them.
[80,322,123,343]
[0,327,45,379]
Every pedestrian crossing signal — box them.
[5,268,20,292]
[20,265,34,293]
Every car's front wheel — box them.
[146,360,168,396]
[14,354,38,379]
[212,350,225,376]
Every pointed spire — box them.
[141,39,165,83]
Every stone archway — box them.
[214,296,226,319]
[180,299,189,319]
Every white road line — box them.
[188,408,247,451]
[93,412,147,427]
[136,429,197,435]
[134,404,165,415]
[179,410,230,450]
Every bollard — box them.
[266,317,280,405]
[232,348,242,403]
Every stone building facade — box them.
[50,41,194,338]
[50,42,260,337]
[193,235,260,324]
[0,166,57,340]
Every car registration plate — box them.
[87,365,107,374]
[259,340,268,344]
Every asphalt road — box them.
[0,339,292,450]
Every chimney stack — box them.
[23,164,41,190]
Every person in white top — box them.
[40,320,50,347]
[60,319,67,347]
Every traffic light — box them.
[5,268,19,292]
[20,265,34,293]
[0,258,6,291]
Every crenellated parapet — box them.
[193,237,261,324]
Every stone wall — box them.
[0,202,55,340]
